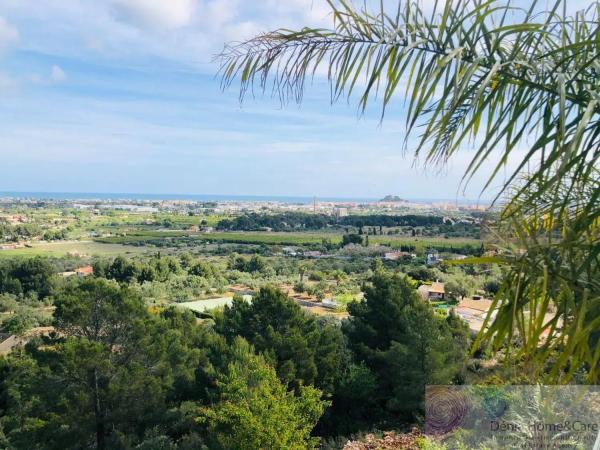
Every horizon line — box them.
[0,190,494,204]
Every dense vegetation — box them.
[0,260,470,449]
[217,212,463,232]
[215,286,346,394]
[97,231,483,254]
[0,257,55,299]
[327,272,469,434]
[3,0,597,446]
[0,221,43,243]
[218,0,600,384]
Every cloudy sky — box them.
[0,0,590,200]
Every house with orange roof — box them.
[75,266,94,276]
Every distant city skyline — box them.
[0,0,576,199]
[0,190,493,205]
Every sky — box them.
[0,0,592,200]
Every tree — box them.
[216,286,345,394]
[198,337,327,450]
[342,234,362,247]
[179,252,194,269]
[343,272,468,423]
[1,308,39,335]
[314,289,325,302]
[332,270,346,287]
[217,0,600,381]
[138,264,157,283]
[219,0,598,206]
[484,279,501,296]
[0,257,55,299]
[1,279,203,450]
[293,281,306,293]
[106,256,138,283]
[188,260,217,278]
[228,254,268,274]
[407,266,436,282]
[0,294,18,313]
[246,255,266,273]
[298,262,310,283]
[53,278,146,344]
[151,256,181,281]
[444,272,477,301]
[321,363,378,435]
[92,259,110,278]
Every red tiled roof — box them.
[75,266,94,275]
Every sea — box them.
[0,192,375,204]
[0,192,491,205]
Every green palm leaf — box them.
[218,0,600,382]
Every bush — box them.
[308,271,325,281]
[2,309,40,335]
[293,281,306,293]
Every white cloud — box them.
[110,0,197,30]
[202,0,239,28]
[0,0,335,69]
[50,65,67,82]
[3,0,593,73]
[0,16,18,51]
[261,0,330,25]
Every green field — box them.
[94,231,190,244]
[84,212,226,229]
[200,232,336,246]
[94,230,482,253]
[369,235,482,251]
[0,241,149,258]
[204,232,480,249]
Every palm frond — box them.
[217,0,600,382]
[219,0,600,208]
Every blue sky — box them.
[0,0,590,200]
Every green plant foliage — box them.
[343,272,469,423]
[215,286,346,394]
[197,337,327,450]
[0,257,55,299]
[218,0,600,382]
[476,181,600,382]
[0,280,206,450]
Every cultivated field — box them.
[96,230,482,254]
[0,240,148,258]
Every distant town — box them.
[1,191,497,344]
[0,192,492,214]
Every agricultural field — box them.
[0,201,492,314]
[94,230,483,254]
[0,198,506,450]
[0,240,148,258]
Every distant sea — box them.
[0,192,376,204]
[0,192,491,205]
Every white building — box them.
[333,207,349,218]
[417,282,446,301]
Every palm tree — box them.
[299,262,310,283]
[218,0,600,382]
